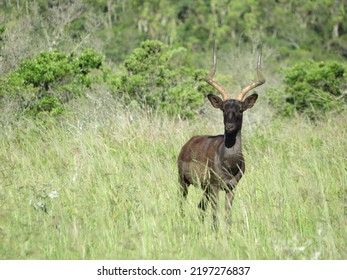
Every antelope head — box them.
[205,43,265,134]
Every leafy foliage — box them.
[270,60,346,118]
[1,48,104,116]
[8,51,72,90]
[7,49,103,89]
[112,40,206,118]
[82,0,347,63]
[1,1,346,120]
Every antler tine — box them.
[205,41,230,101]
[235,45,266,101]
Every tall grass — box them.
[0,97,346,259]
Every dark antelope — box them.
[177,43,265,227]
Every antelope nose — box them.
[225,123,235,132]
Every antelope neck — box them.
[218,129,243,170]
[224,129,241,149]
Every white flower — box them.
[48,190,59,199]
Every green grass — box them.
[0,103,346,259]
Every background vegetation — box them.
[0,0,346,259]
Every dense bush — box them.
[270,60,346,118]
[0,40,211,119]
[111,40,208,118]
[0,49,104,116]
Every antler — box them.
[205,41,230,101]
[235,45,265,101]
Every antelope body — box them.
[177,44,265,227]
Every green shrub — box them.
[73,48,103,86]
[1,48,104,116]
[31,96,64,116]
[270,60,346,118]
[7,51,73,90]
[111,40,206,118]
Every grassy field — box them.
[0,97,346,260]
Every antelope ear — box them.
[208,94,224,109]
[243,93,258,111]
